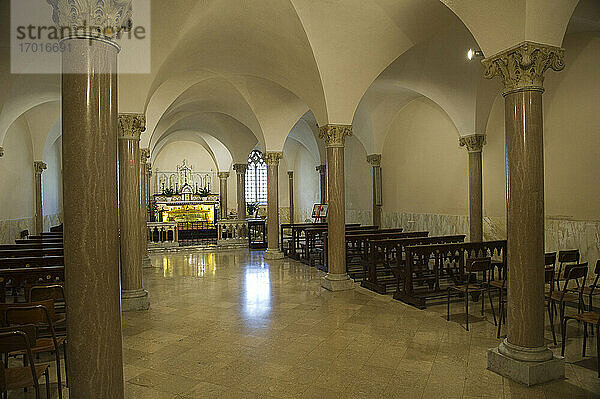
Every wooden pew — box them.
[361,235,465,294]
[280,222,328,255]
[0,248,63,258]
[0,256,64,268]
[0,266,65,302]
[394,240,506,308]
[15,239,63,245]
[286,223,360,260]
[303,225,380,265]
[40,232,63,237]
[0,243,64,251]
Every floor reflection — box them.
[242,260,272,322]
[158,252,216,277]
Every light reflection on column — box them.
[242,261,272,323]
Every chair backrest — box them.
[544,267,555,285]
[467,258,492,283]
[0,299,55,326]
[559,250,580,264]
[0,325,39,395]
[545,252,557,267]
[562,263,588,297]
[29,284,65,304]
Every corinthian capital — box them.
[316,165,326,175]
[233,163,247,174]
[264,152,283,166]
[482,41,565,95]
[366,154,381,167]
[118,113,146,140]
[0,147,4,157]
[46,0,133,37]
[459,134,486,153]
[34,161,48,175]
[319,124,352,148]
[140,148,150,163]
[218,172,230,179]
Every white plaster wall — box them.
[292,145,319,223]
[344,135,372,225]
[41,136,63,231]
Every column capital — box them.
[316,164,327,175]
[264,152,283,166]
[233,163,247,174]
[47,0,133,38]
[0,147,4,157]
[319,124,352,148]
[366,154,381,166]
[218,171,230,179]
[482,41,565,95]
[118,113,146,140]
[34,161,47,175]
[459,134,486,153]
[140,148,150,163]
[287,171,294,178]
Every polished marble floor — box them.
[11,248,600,398]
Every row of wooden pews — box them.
[0,229,64,302]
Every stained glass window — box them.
[246,150,267,204]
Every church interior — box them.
[0,0,599,397]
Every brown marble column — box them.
[264,152,284,259]
[288,171,294,224]
[118,114,149,311]
[316,164,327,204]
[233,164,247,220]
[319,125,354,291]
[218,172,230,219]
[367,154,382,227]
[459,135,486,242]
[60,35,125,399]
[483,41,565,385]
[140,148,152,268]
[33,161,47,234]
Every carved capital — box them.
[233,163,247,174]
[482,41,565,95]
[0,147,4,157]
[264,152,283,166]
[218,172,230,179]
[316,165,327,175]
[118,113,146,140]
[140,148,150,164]
[287,171,294,179]
[366,154,381,167]
[459,134,486,153]
[319,124,352,148]
[34,161,47,175]
[46,0,133,38]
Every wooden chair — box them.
[549,264,588,344]
[0,325,51,399]
[29,284,66,315]
[544,267,558,345]
[545,252,557,269]
[561,310,600,377]
[582,260,600,311]
[447,258,497,331]
[556,250,580,290]
[2,300,66,399]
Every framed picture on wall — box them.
[312,204,328,219]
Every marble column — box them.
[146,164,152,220]
[33,161,47,234]
[319,125,354,291]
[140,148,152,268]
[233,164,247,220]
[56,5,130,395]
[367,154,382,227]
[264,152,284,259]
[316,164,327,204]
[459,135,486,242]
[118,114,149,311]
[483,42,565,385]
[218,172,230,219]
[288,171,294,224]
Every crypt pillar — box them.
[319,125,354,291]
[140,148,152,268]
[288,171,294,224]
[34,161,47,234]
[233,164,247,220]
[316,164,327,204]
[264,152,284,259]
[483,42,565,385]
[367,154,382,227]
[459,135,486,242]
[54,1,131,395]
[218,172,230,219]
[118,114,149,311]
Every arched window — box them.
[246,150,267,204]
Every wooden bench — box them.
[393,240,506,308]
[0,266,65,302]
[303,225,380,265]
[360,235,465,294]
[0,243,64,251]
[280,223,328,255]
[0,248,64,258]
[0,256,64,269]
[15,239,63,245]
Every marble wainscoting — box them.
[0,217,34,244]
[278,207,291,224]
[346,208,373,226]
[382,211,470,238]
[43,213,63,232]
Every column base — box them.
[263,249,284,260]
[142,255,153,268]
[122,289,150,312]
[488,340,564,386]
[321,273,355,292]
